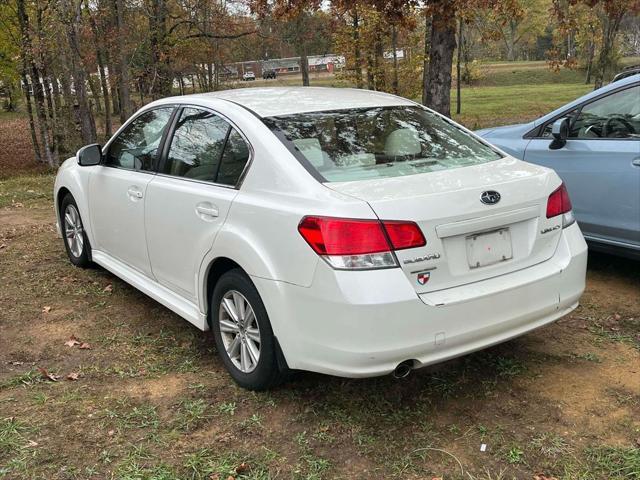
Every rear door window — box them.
[164,108,229,182]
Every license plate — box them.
[466,228,513,269]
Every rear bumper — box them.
[253,223,587,378]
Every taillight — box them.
[546,183,575,228]
[382,221,426,250]
[298,216,425,270]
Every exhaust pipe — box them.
[393,360,413,379]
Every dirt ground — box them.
[0,174,639,480]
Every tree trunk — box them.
[297,13,310,86]
[49,70,68,155]
[423,3,457,117]
[206,63,213,91]
[88,73,102,114]
[58,49,78,148]
[593,10,623,89]
[391,24,399,95]
[366,50,375,90]
[106,54,120,116]
[352,7,363,89]
[149,0,172,97]
[585,40,594,84]
[373,29,385,91]
[20,64,41,163]
[114,0,131,119]
[456,18,462,115]
[85,0,112,137]
[63,0,97,145]
[422,14,430,105]
[16,0,54,166]
[506,20,517,61]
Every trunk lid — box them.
[326,157,564,294]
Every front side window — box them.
[569,85,640,139]
[105,108,174,170]
[263,106,502,183]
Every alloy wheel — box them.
[64,204,84,258]
[218,290,261,373]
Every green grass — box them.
[586,446,640,479]
[0,173,55,208]
[451,82,592,130]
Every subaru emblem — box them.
[480,190,501,205]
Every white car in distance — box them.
[242,71,255,81]
[54,87,588,390]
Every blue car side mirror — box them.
[549,118,570,150]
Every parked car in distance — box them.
[477,74,640,259]
[262,69,277,80]
[54,87,587,390]
[242,71,255,81]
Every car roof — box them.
[167,87,416,118]
[535,73,639,126]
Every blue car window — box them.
[570,85,640,139]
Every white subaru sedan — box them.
[54,87,587,389]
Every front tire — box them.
[211,269,286,390]
[60,194,92,268]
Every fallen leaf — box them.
[103,284,113,293]
[635,438,640,447]
[64,336,80,348]
[66,372,79,381]
[13,202,24,208]
[38,367,59,382]
[208,475,220,480]
[235,463,249,474]
[534,474,558,480]
[79,342,91,350]
[614,313,621,320]
[226,476,235,480]
[27,440,38,447]
[108,429,115,436]
[42,306,51,313]
[0,243,6,249]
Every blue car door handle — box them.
[632,158,640,167]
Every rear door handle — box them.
[632,158,640,167]
[127,186,143,200]
[196,203,219,220]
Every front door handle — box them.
[196,203,219,220]
[632,158,640,167]
[127,186,143,200]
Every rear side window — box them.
[163,107,251,186]
[217,129,251,185]
[263,106,501,182]
[106,108,174,171]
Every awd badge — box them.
[417,271,431,285]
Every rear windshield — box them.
[263,106,502,182]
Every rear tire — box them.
[211,268,287,390]
[60,194,92,268]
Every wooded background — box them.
[0,0,638,167]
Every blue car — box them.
[477,74,640,259]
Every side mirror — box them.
[549,118,570,150]
[77,144,102,166]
